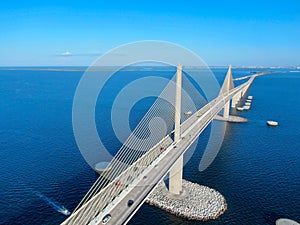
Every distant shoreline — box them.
[0,66,299,72]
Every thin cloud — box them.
[57,52,102,57]
[61,51,72,56]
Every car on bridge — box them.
[127,199,134,207]
[102,214,111,224]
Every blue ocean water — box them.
[0,68,299,224]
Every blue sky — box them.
[1,0,300,66]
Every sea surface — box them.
[0,67,299,225]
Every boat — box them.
[61,208,71,216]
[267,121,278,126]
[243,105,250,110]
[247,96,253,100]
[245,102,251,106]
[246,99,252,103]
[236,107,244,111]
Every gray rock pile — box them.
[146,179,227,221]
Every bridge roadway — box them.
[233,72,268,81]
[86,77,255,225]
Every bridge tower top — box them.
[219,65,234,95]
[219,65,234,118]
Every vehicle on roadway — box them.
[127,200,134,207]
[102,214,111,224]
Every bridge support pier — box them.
[223,101,230,118]
[169,156,183,195]
[231,92,241,108]
[230,71,254,109]
[169,65,183,195]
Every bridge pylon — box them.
[219,65,234,118]
[169,65,183,195]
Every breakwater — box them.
[146,179,227,221]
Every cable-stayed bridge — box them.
[62,66,264,225]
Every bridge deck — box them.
[62,74,258,225]
[89,79,253,225]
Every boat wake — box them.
[34,191,71,216]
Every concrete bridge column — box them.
[169,65,183,195]
[231,92,241,108]
[241,87,248,99]
[223,100,230,118]
[169,156,183,195]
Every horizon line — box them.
[0,65,299,69]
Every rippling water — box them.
[0,68,299,224]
